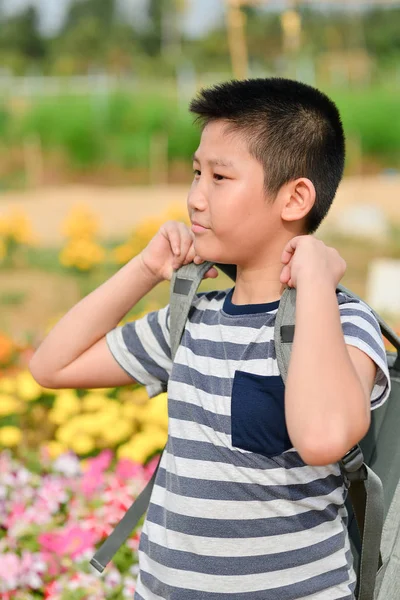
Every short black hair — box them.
[189,78,345,234]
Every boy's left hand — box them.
[280,235,346,289]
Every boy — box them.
[30,78,391,599]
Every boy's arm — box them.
[285,277,375,466]
[29,254,161,389]
[281,236,390,466]
[29,220,217,390]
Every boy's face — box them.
[188,120,285,267]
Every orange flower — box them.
[0,334,14,366]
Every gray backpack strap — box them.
[375,478,400,599]
[90,261,211,573]
[170,261,215,359]
[274,286,384,600]
[273,286,296,384]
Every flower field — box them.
[1,447,157,599]
[0,333,168,598]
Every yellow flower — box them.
[121,403,138,420]
[47,391,81,425]
[147,394,168,428]
[135,393,168,430]
[59,238,106,271]
[70,433,95,455]
[41,440,68,460]
[55,422,78,445]
[1,208,37,245]
[81,392,109,412]
[0,394,23,416]
[0,377,16,394]
[0,426,22,447]
[47,408,68,425]
[15,371,43,401]
[61,204,101,239]
[98,420,134,446]
[117,427,167,464]
[53,390,81,414]
[112,243,136,265]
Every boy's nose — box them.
[187,187,208,212]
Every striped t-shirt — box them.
[106,287,391,600]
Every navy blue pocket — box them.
[231,371,292,457]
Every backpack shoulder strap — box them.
[170,261,215,359]
[274,286,296,384]
[90,261,213,573]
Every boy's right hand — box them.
[140,220,219,283]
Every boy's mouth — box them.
[191,221,209,233]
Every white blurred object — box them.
[366,259,400,316]
[334,204,389,239]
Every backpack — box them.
[91,261,400,600]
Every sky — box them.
[0,0,226,37]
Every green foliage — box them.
[1,86,399,177]
[330,88,400,164]
[0,6,46,62]
[6,91,200,171]
[111,543,138,574]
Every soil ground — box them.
[1,175,399,341]
[1,175,400,246]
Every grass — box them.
[0,84,399,180]
[329,87,400,167]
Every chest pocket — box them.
[231,370,293,457]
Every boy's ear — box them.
[280,178,316,224]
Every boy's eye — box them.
[213,173,225,181]
[193,169,201,177]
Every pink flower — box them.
[126,532,141,551]
[0,553,19,592]
[37,478,68,513]
[80,470,105,499]
[115,458,143,481]
[81,513,110,539]
[44,579,62,599]
[144,455,160,479]
[40,553,60,578]
[123,575,136,597]
[4,502,26,534]
[85,449,112,475]
[18,551,46,590]
[39,525,97,559]
[104,477,133,512]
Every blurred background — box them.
[0,1,400,598]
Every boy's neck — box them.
[232,261,286,306]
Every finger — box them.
[280,264,290,284]
[281,238,298,264]
[176,222,194,257]
[183,243,197,265]
[203,267,219,279]
[164,221,182,256]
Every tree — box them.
[0,6,46,62]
